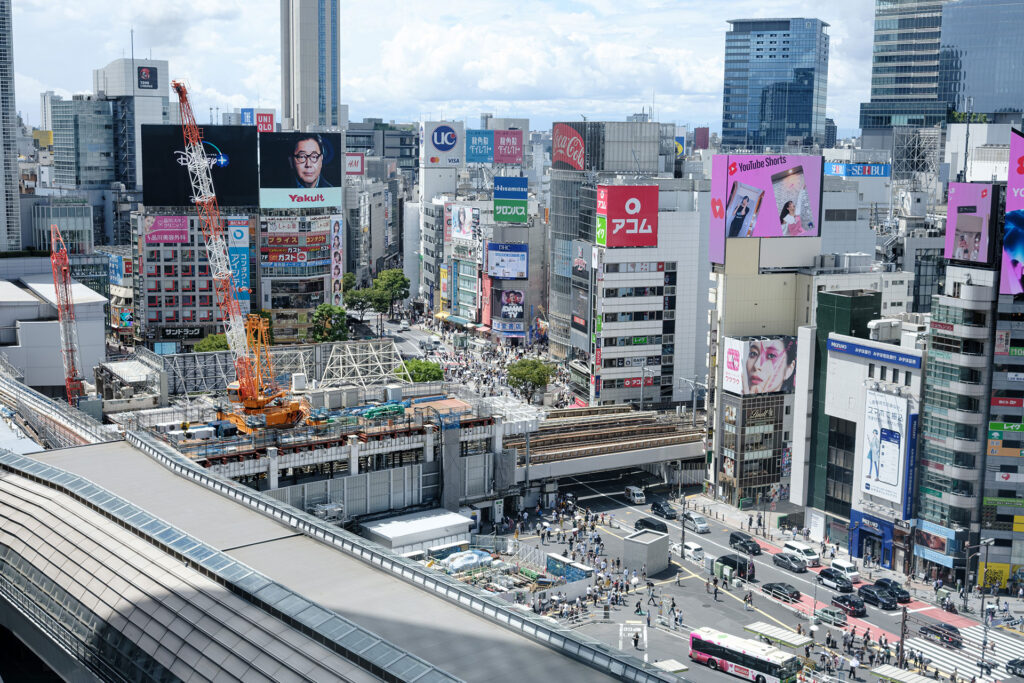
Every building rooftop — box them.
[20,272,107,306]
[0,279,41,304]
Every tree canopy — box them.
[506,359,553,403]
[310,303,349,342]
[195,333,228,353]
[401,358,443,383]
[373,269,410,317]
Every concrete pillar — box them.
[491,416,503,455]
[424,427,435,463]
[267,447,279,490]
[347,435,360,475]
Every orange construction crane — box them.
[172,81,307,433]
[50,224,85,405]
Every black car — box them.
[763,582,801,602]
[1006,658,1024,677]
[920,623,962,648]
[729,531,762,556]
[634,517,669,533]
[873,578,911,603]
[773,552,808,573]
[650,501,677,520]
[817,567,854,593]
[831,594,867,617]
[858,585,898,610]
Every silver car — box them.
[684,513,710,534]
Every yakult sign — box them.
[552,123,585,170]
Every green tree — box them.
[195,333,228,352]
[402,358,443,382]
[506,358,553,403]
[342,272,356,293]
[310,303,349,342]
[345,288,376,321]
[373,268,410,318]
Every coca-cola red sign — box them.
[553,123,585,170]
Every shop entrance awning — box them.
[433,311,450,320]
[871,665,934,683]
[743,622,812,649]
[447,315,470,326]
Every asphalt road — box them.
[524,473,1024,683]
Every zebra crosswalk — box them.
[902,623,1023,683]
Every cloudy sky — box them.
[12,0,874,136]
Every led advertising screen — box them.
[141,124,258,207]
[860,391,909,505]
[721,336,798,396]
[450,205,478,241]
[330,214,344,306]
[712,154,823,239]
[494,130,524,164]
[944,182,994,263]
[487,242,528,279]
[1001,128,1024,294]
[571,285,589,332]
[552,122,585,170]
[595,185,658,248]
[144,215,188,244]
[259,132,343,209]
[709,155,728,264]
[466,129,494,163]
[493,289,525,320]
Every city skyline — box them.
[13,0,872,135]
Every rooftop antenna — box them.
[130,27,135,93]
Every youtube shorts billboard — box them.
[595,185,658,248]
[712,154,823,239]
[259,132,343,209]
[142,124,258,207]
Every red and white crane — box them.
[50,224,85,405]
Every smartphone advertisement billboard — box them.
[1001,128,1024,294]
[258,132,343,209]
[861,391,909,505]
[721,336,798,396]
[595,185,658,248]
[944,182,994,263]
[712,154,823,239]
[142,124,258,207]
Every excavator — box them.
[173,80,308,435]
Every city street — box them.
[509,474,1024,683]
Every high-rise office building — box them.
[0,0,20,250]
[280,0,341,131]
[859,0,954,150]
[721,18,830,150]
[938,0,1024,120]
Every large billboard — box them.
[421,121,464,168]
[494,176,528,224]
[596,185,658,248]
[721,336,798,396]
[571,285,589,332]
[493,289,525,320]
[144,215,188,244]
[141,124,258,207]
[709,155,728,264]
[1001,128,1024,294]
[258,132,343,209]
[825,163,890,178]
[450,205,478,241]
[712,154,823,239]
[552,123,585,170]
[487,242,528,279]
[466,129,494,163]
[330,214,344,306]
[860,391,909,505]
[944,182,994,263]
[494,130,524,164]
[226,216,251,314]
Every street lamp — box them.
[978,537,995,675]
[962,541,988,611]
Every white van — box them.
[829,558,860,583]
[683,541,704,563]
[783,540,821,567]
[624,486,646,504]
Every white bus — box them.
[689,627,802,683]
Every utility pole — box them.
[899,606,908,669]
[979,538,994,675]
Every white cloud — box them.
[12,0,873,134]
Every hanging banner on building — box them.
[552,122,585,170]
[444,203,453,243]
[439,266,449,301]
[860,390,909,506]
[996,330,1011,355]
[596,185,659,248]
[466,129,494,163]
[945,182,994,263]
[674,136,686,158]
[494,289,525,319]
[226,216,251,314]
[1001,128,1024,294]
[330,214,344,306]
[258,132,343,209]
[481,275,492,327]
[494,130,524,164]
[712,154,823,239]
[144,215,188,244]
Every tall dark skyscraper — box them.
[281,0,341,131]
[0,0,20,250]
[859,0,953,149]
[721,18,830,150]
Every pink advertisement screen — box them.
[944,182,992,263]
[713,154,822,239]
[144,215,188,244]
[1001,128,1024,294]
[710,155,728,263]
[493,130,523,164]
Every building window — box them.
[868,363,875,378]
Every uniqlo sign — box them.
[596,185,658,248]
[255,113,275,133]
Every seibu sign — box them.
[596,185,659,248]
[553,123,585,170]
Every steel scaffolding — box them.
[319,338,409,389]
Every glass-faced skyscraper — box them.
[721,18,830,150]
[280,0,341,131]
[0,0,20,250]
